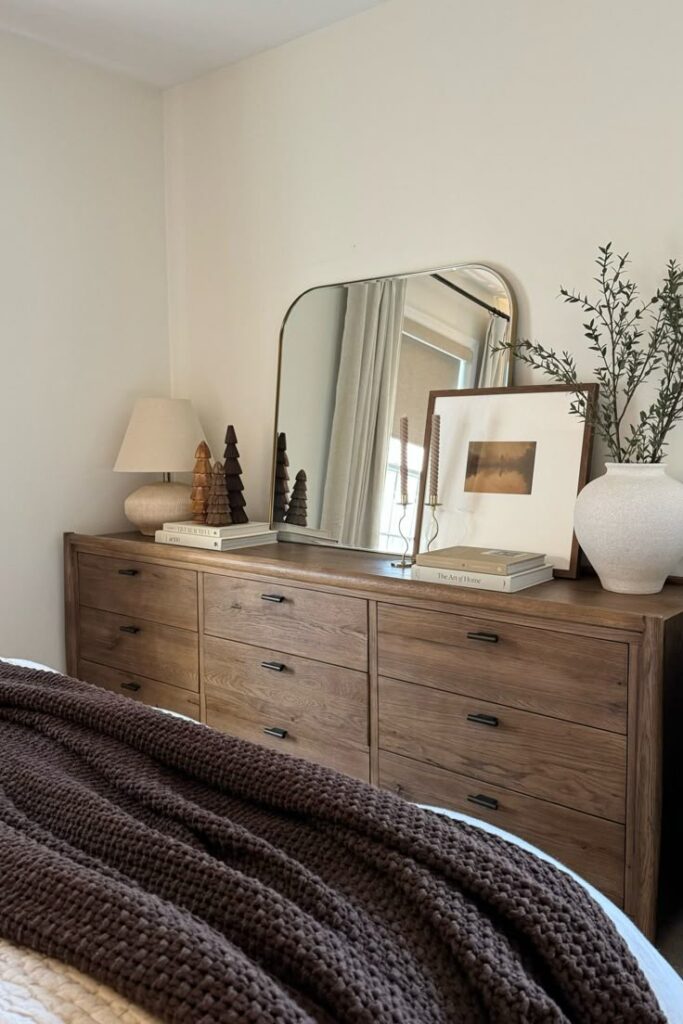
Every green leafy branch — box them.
[496,244,683,462]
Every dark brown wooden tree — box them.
[190,441,213,523]
[272,431,290,522]
[224,424,248,524]
[206,461,232,526]
[284,469,307,527]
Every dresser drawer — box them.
[205,647,370,782]
[378,751,625,905]
[378,605,628,732]
[79,660,200,719]
[378,676,626,821]
[207,712,370,781]
[79,607,199,690]
[203,575,368,671]
[204,635,369,748]
[78,553,198,631]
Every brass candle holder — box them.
[425,494,442,552]
[390,494,415,569]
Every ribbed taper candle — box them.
[399,416,409,499]
[429,414,440,501]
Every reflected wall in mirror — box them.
[273,264,516,553]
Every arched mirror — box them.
[272,263,516,554]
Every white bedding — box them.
[1,659,681,1022]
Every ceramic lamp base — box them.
[123,482,192,536]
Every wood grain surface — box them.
[63,531,683,937]
[78,606,199,690]
[78,552,198,631]
[203,634,369,748]
[378,604,628,732]
[379,676,626,821]
[203,573,368,670]
[78,659,201,719]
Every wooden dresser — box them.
[64,532,683,939]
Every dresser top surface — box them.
[66,532,683,631]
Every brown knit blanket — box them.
[0,665,665,1023]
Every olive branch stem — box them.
[495,244,683,463]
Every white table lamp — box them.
[114,397,205,535]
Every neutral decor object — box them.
[206,462,232,527]
[273,432,290,522]
[399,415,409,500]
[224,425,248,524]
[66,530,683,940]
[415,386,596,577]
[496,243,683,591]
[415,545,546,574]
[154,527,276,552]
[574,463,683,593]
[411,561,553,591]
[283,470,308,527]
[424,413,442,551]
[274,262,516,553]
[390,415,415,570]
[190,441,213,523]
[114,397,204,535]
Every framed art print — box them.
[415,385,597,577]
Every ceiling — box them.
[0,0,387,87]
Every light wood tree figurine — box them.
[272,431,290,522]
[223,424,248,524]
[206,461,232,526]
[190,441,213,523]
[284,469,308,527]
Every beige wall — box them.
[165,0,683,521]
[1,32,169,668]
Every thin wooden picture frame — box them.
[413,384,598,579]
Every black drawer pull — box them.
[467,712,499,727]
[119,625,141,635]
[263,726,288,739]
[261,593,285,603]
[117,568,139,576]
[467,793,499,811]
[121,681,141,692]
[466,631,499,643]
[261,661,286,672]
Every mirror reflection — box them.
[274,264,515,553]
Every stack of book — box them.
[412,545,553,592]
[155,521,277,551]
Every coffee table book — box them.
[162,520,272,539]
[155,529,276,551]
[411,563,553,592]
[415,545,546,575]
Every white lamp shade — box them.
[114,398,205,473]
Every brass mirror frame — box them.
[270,262,518,553]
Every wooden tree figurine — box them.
[272,432,290,522]
[190,441,213,523]
[206,461,232,526]
[284,469,308,527]
[223,424,248,524]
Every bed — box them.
[1,658,681,1023]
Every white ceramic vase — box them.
[574,463,683,594]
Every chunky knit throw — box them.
[0,665,665,1024]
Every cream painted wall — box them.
[1,32,169,668]
[165,0,683,522]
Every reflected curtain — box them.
[321,278,406,548]
[475,313,510,387]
